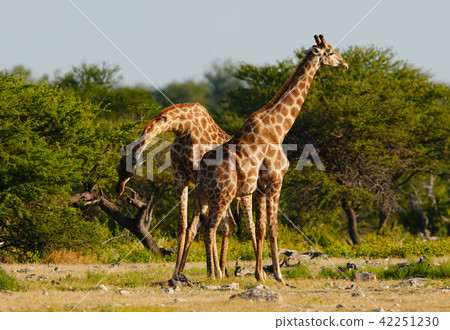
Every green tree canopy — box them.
[226,46,450,244]
[0,75,110,259]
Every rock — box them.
[394,303,400,307]
[169,279,184,288]
[53,267,63,273]
[99,284,109,291]
[163,287,174,294]
[355,272,377,281]
[17,268,33,273]
[307,248,328,259]
[50,280,61,285]
[2,290,14,295]
[351,292,360,297]
[156,304,165,307]
[234,266,255,277]
[278,249,309,267]
[438,286,450,292]
[200,285,219,290]
[230,284,282,303]
[118,290,131,295]
[42,290,49,296]
[336,304,345,308]
[25,274,36,280]
[37,275,48,281]
[219,282,239,291]
[394,279,422,288]
[346,263,359,270]
[373,307,384,312]
[169,273,193,287]
[174,298,187,303]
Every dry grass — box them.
[1,258,449,312]
[43,249,98,264]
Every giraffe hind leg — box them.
[204,204,230,279]
[240,195,257,257]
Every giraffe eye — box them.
[327,51,333,56]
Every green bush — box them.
[0,267,20,291]
[0,75,110,260]
[283,264,310,279]
[380,259,450,280]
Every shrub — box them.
[0,267,20,291]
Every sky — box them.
[2,0,450,88]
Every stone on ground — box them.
[355,271,377,281]
[230,284,282,303]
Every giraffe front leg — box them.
[179,198,207,273]
[204,224,216,279]
[254,190,267,282]
[173,183,188,279]
[212,230,222,279]
[219,207,236,277]
[266,186,284,284]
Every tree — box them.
[226,46,449,244]
[54,62,157,120]
[0,73,177,261]
[6,65,32,81]
[154,79,211,109]
[0,75,110,259]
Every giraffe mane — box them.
[259,53,311,112]
[143,103,202,135]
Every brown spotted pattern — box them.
[196,35,348,281]
[115,103,256,279]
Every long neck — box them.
[256,54,321,143]
[131,115,189,161]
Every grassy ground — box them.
[1,257,449,312]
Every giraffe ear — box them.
[301,49,311,55]
[310,46,321,55]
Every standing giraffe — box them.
[192,35,348,282]
[115,103,256,279]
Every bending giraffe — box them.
[115,103,256,279]
[192,35,348,282]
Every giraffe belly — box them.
[236,170,258,197]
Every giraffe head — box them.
[303,34,348,69]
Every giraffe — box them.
[192,35,348,282]
[115,103,256,279]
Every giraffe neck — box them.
[255,54,321,143]
[130,103,227,162]
[132,118,177,161]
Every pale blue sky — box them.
[2,0,449,87]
